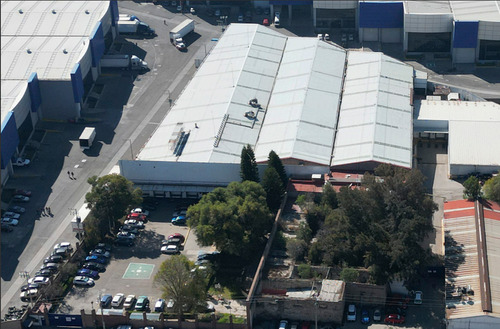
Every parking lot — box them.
[61,199,213,313]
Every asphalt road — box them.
[1,1,222,316]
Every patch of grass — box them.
[217,313,245,324]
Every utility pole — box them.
[98,292,106,329]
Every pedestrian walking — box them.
[71,172,75,179]
[41,207,46,216]
[48,207,51,214]
[67,170,70,177]
[164,19,166,25]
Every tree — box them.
[296,222,313,244]
[321,183,338,209]
[483,175,500,202]
[268,150,288,188]
[240,144,259,182]
[340,267,359,282]
[262,167,285,212]
[310,165,436,286]
[463,176,482,200]
[187,181,272,260]
[154,255,207,319]
[286,239,307,261]
[85,174,142,238]
[297,264,313,279]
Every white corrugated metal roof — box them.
[331,51,413,168]
[404,1,452,14]
[1,1,109,36]
[450,1,500,22]
[255,38,346,166]
[415,100,500,122]
[448,121,500,167]
[1,36,88,80]
[137,24,287,163]
[1,79,27,124]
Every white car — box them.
[73,276,95,287]
[279,320,288,329]
[124,219,145,229]
[347,304,356,321]
[123,295,136,310]
[54,242,73,251]
[161,244,180,255]
[28,276,50,285]
[20,289,39,301]
[131,208,150,217]
[13,158,30,167]
[112,293,125,307]
[3,212,20,219]
[414,291,423,304]
[2,218,19,226]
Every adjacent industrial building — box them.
[1,0,119,185]
[443,199,500,329]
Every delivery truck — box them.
[79,127,96,150]
[100,55,148,70]
[119,14,140,21]
[118,20,155,36]
[169,19,195,50]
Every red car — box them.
[168,233,185,243]
[262,18,269,26]
[384,314,405,324]
[127,213,147,222]
[15,189,32,197]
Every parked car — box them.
[414,291,423,304]
[20,289,39,301]
[171,215,187,225]
[120,225,139,235]
[361,308,370,324]
[40,263,59,272]
[190,7,196,14]
[14,189,32,197]
[85,255,108,264]
[77,269,100,279]
[21,283,40,292]
[3,212,21,219]
[117,231,136,239]
[123,295,137,309]
[13,158,30,167]
[112,293,125,308]
[2,218,19,226]
[166,299,174,310]
[172,208,187,218]
[1,223,14,232]
[154,298,165,312]
[385,314,405,324]
[124,219,145,229]
[52,248,70,258]
[347,304,356,321]
[161,244,180,255]
[373,308,382,322]
[262,18,269,26]
[90,249,111,258]
[73,276,95,287]
[168,233,185,243]
[279,320,288,329]
[135,296,150,311]
[96,243,112,251]
[34,270,53,277]
[44,255,63,263]
[100,294,113,308]
[127,213,147,222]
[13,195,29,202]
[28,276,50,285]
[83,262,106,272]
[115,237,134,246]
[130,208,150,217]
[54,242,73,251]
[8,205,25,213]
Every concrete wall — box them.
[344,282,387,306]
[253,297,345,324]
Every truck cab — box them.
[174,37,186,50]
[137,21,155,36]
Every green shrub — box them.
[297,264,313,279]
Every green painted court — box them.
[122,263,155,279]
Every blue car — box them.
[171,215,187,225]
[85,255,108,264]
[77,268,99,279]
[361,308,370,324]
[100,294,112,308]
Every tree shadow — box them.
[112,230,165,260]
[443,232,467,308]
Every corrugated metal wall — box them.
[71,63,85,103]
[90,22,105,67]
[1,112,20,169]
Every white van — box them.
[274,12,280,27]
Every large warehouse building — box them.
[120,23,416,197]
[1,0,118,185]
[310,0,500,63]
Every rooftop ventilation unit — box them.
[85,10,90,14]
[52,9,56,14]
[244,111,256,119]
[18,9,23,14]
[26,49,32,54]
[63,49,68,54]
